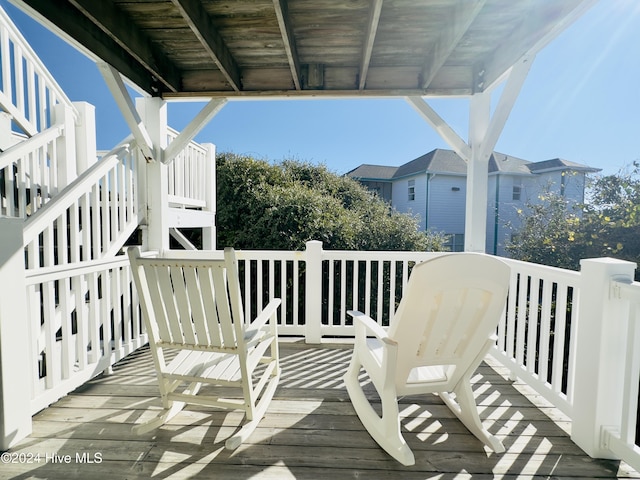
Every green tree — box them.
[216,153,447,251]
[507,164,640,275]
[506,188,583,270]
[580,163,640,261]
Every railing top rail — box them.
[322,250,443,261]
[24,255,130,284]
[164,248,303,262]
[0,124,63,170]
[0,7,76,115]
[502,257,581,283]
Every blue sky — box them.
[2,0,639,175]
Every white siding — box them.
[427,175,466,234]
[492,175,528,257]
[391,173,428,229]
[387,168,589,257]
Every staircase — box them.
[0,5,215,420]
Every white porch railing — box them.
[0,6,75,137]
[602,277,640,472]
[491,258,581,417]
[166,127,211,208]
[17,137,143,415]
[24,255,146,414]
[166,242,443,340]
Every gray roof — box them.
[347,149,599,180]
[346,164,398,180]
[394,149,467,177]
[527,158,601,173]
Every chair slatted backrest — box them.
[388,253,510,388]
[128,247,245,350]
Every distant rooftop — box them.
[346,149,600,180]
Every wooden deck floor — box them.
[4,341,639,479]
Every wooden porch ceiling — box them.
[13,0,597,99]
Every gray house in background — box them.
[347,149,599,256]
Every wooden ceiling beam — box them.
[15,0,179,94]
[359,0,384,90]
[67,0,181,93]
[419,0,485,90]
[273,0,301,90]
[171,0,241,92]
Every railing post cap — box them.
[580,257,637,270]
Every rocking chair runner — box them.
[343,253,510,466]
[127,246,280,449]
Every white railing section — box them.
[166,242,442,341]
[491,258,581,417]
[0,7,75,136]
[166,127,209,208]
[23,140,140,268]
[19,138,143,413]
[17,131,217,415]
[319,248,440,337]
[600,278,640,473]
[0,124,64,217]
[24,255,146,414]
[167,248,308,336]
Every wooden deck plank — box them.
[4,342,639,479]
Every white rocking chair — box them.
[127,246,280,449]
[343,253,510,466]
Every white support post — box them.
[465,92,491,253]
[305,240,323,344]
[72,101,97,173]
[571,257,637,458]
[202,142,216,250]
[0,218,32,449]
[136,97,169,252]
[408,58,533,254]
[0,112,13,151]
[53,103,77,188]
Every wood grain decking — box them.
[3,341,639,479]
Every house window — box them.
[445,233,465,252]
[408,179,415,201]
[512,185,522,201]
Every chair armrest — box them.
[347,310,395,346]
[251,298,281,332]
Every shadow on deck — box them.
[4,341,638,479]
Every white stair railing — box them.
[0,7,76,137]
[20,136,143,414]
[0,124,65,218]
[23,138,140,268]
